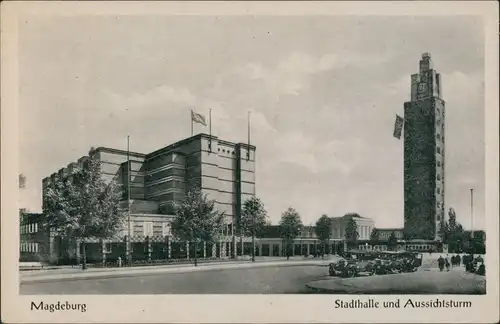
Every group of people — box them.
[437,254,485,275]
[437,254,461,271]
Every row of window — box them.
[407,244,433,251]
[20,242,39,253]
[132,221,171,237]
[20,223,38,234]
[218,148,236,155]
[129,221,237,238]
[357,245,389,251]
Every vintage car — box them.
[378,251,423,273]
[329,250,376,277]
[373,258,392,275]
[328,259,352,277]
[400,252,423,272]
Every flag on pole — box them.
[247,111,251,161]
[19,174,26,189]
[393,114,404,139]
[209,109,212,152]
[191,110,207,126]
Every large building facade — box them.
[41,134,256,263]
[404,53,446,240]
[330,214,375,241]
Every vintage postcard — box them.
[1,1,499,323]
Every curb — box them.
[21,261,327,284]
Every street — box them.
[20,260,486,295]
[20,264,329,294]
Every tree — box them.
[387,231,398,251]
[279,207,303,260]
[438,220,449,243]
[472,230,485,254]
[42,150,125,269]
[370,228,380,241]
[344,217,359,249]
[444,208,466,253]
[170,189,225,266]
[240,196,268,262]
[315,215,332,256]
[448,208,458,232]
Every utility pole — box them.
[470,188,474,257]
[127,136,132,266]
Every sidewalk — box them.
[306,267,486,294]
[21,256,329,284]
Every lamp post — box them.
[470,188,474,257]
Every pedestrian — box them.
[117,256,122,268]
[445,257,450,272]
[437,255,445,272]
[456,254,461,267]
[477,262,485,276]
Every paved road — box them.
[20,264,330,294]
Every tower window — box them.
[436,119,441,126]
[437,188,441,194]
[437,161,441,167]
[436,133,441,140]
[437,147,441,154]
[437,174,441,181]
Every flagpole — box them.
[209,109,212,152]
[470,188,474,257]
[127,135,131,266]
[247,111,251,161]
[191,110,194,136]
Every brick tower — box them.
[403,53,445,240]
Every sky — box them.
[18,15,485,229]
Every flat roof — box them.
[146,133,256,160]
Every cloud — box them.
[277,52,338,75]
[107,85,198,113]
[230,52,340,96]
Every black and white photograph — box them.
[2,1,498,323]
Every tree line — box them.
[438,208,485,254]
[39,148,486,269]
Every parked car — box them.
[329,250,376,277]
[378,251,423,273]
[329,259,351,277]
[401,252,423,272]
[373,258,390,275]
